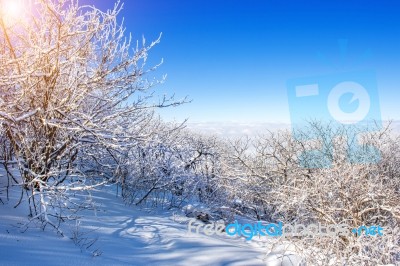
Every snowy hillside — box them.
[0,182,269,266]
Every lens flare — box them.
[1,0,23,20]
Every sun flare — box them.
[1,0,23,20]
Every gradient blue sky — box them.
[88,0,400,123]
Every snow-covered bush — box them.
[0,0,183,231]
[120,128,232,210]
[229,122,400,264]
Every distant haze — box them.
[186,121,400,139]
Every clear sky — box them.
[87,0,400,123]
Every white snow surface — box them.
[0,182,271,265]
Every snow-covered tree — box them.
[0,0,183,231]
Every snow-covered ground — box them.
[0,182,271,265]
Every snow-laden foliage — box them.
[227,122,400,265]
[0,0,183,232]
[120,128,230,209]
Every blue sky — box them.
[89,0,400,123]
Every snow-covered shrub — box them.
[0,0,183,231]
[229,122,400,264]
[120,128,232,211]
